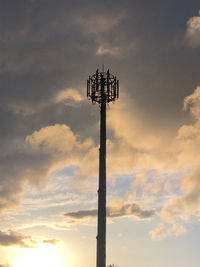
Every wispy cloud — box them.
[149,223,186,240]
[63,203,156,222]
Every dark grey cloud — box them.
[1,0,199,129]
[63,203,156,221]
[65,209,98,219]
[0,230,37,248]
[0,144,51,213]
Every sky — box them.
[1,0,200,266]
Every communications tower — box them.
[87,68,119,267]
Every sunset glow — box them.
[12,244,66,267]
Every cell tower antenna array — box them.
[87,69,119,267]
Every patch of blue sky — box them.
[22,165,97,219]
[107,169,183,194]
[51,165,79,178]
[146,168,185,182]
[22,191,97,217]
[24,165,80,199]
[107,169,188,215]
[107,173,133,198]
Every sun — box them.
[12,243,66,267]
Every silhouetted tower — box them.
[87,68,119,267]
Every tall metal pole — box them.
[97,77,106,267]
[87,69,119,267]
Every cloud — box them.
[74,8,125,35]
[26,123,99,193]
[161,168,200,222]
[71,4,128,59]
[26,124,93,160]
[64,209,97,220]
[42,238,60,245]
[183,86,200,118]
[0,229,60,249]
[0,144,52,214]
[0,230,37,248]
[173,87,200,168]
[149,223,186,240]
[125,171,171,206]
[14,86,200,225]
[107,86,200,172]
[106,87,200,225]
[26,124,78,154]
[2,84,200,223]
[106,94,173,174]
[1,0,200,228]
[184,10,200,47]
[160,87,200,222]
[25,123,98,194]
[96,44,121,57]
[108,203,155,220]
[53,88,83,104]
[0,1,200,243]
[0,87,83,117]
[63,203,156,222]
[0,123,94,214]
